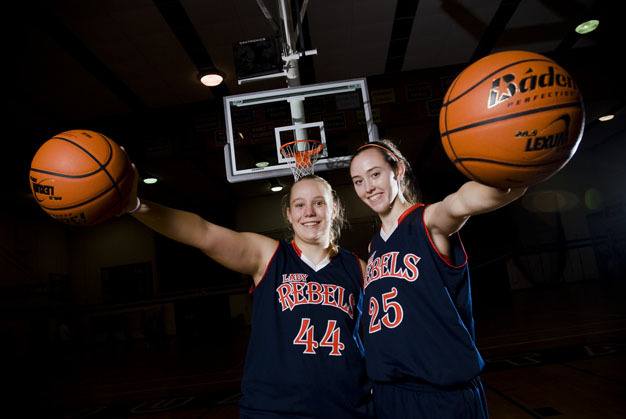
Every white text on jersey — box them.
[276,282,355,319]
[365,251,421,289]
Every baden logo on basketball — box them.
[488,74,516,108]
[488,66,578,109]
[439,50,585,188]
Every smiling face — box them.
[350,147,403,216]
[286,178,335,246]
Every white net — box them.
[279,140,325,181]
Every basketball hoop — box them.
[279,139,325,181]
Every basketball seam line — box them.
[99,133,125,200]
[442,59,554,107]
[51,135,113,174]
[453,157,567,168]
[29,167,102,179]
[440,101,582,137]
[443,75,487,184]
[55,134,125,201]
[40,164,133,212]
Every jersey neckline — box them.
[379,202,424,242]
[290,240,332,272]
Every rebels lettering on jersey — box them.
[363,204,485,388]
[276,280,355,318]
[240,240,372,418]
[364,251,421,288]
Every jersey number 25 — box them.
[369,287,404,333]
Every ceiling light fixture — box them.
[270,179,283,192]
[575,19,599,34]
[598,114,614,122]
[143,177,158,185]
[199,68,224,87]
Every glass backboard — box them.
[223,78,377,182]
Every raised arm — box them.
[120,165,277,284]
[131,200,277,284]
[424,181,527,256]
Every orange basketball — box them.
[29,129,133,225]
[439,50,584,188]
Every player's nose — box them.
[303,202,316,216]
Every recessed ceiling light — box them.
[270,179,283,192]
[575,19,599,34]
[143,177,158,184]
[199,69,224,87]
[255,161,270,168]
[598,114,614,122]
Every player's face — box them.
[286,178,334,245]
[350,148,400,216]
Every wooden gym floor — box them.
[8,281,626,418]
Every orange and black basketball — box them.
[29,129,133,225]
[439,50,584,188]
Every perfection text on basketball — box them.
[488,66,577,109]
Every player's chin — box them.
[298,228,328,244]
[366,196,391,214]
[295,227,320,240]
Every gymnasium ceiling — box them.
[9,0,625,210]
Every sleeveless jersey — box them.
[363,204,485,387]
[240,240,373,418]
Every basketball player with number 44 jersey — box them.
[242,234,372,418]
[125,171,373,419]
[350,140,527,419]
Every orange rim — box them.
[279,140,324,167]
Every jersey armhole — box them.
[421,205,468,269]
[249,241,281,294]
[353,252,366,288]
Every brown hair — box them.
[281,175,346,257]
[350,139,420,204]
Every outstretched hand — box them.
[117,147,141,216]
[123,163,141,214]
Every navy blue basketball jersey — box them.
[363,204,484,387]
[239,240,373,418]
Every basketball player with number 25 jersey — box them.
[350,140,527,419]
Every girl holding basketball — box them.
[125,173,374,419]
[349,140,526,419]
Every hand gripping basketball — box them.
[29,129,134,225]
[439,50,584,188]
[121,162,142,215]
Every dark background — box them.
[1,0,625,417]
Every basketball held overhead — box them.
[439,50,584,189]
